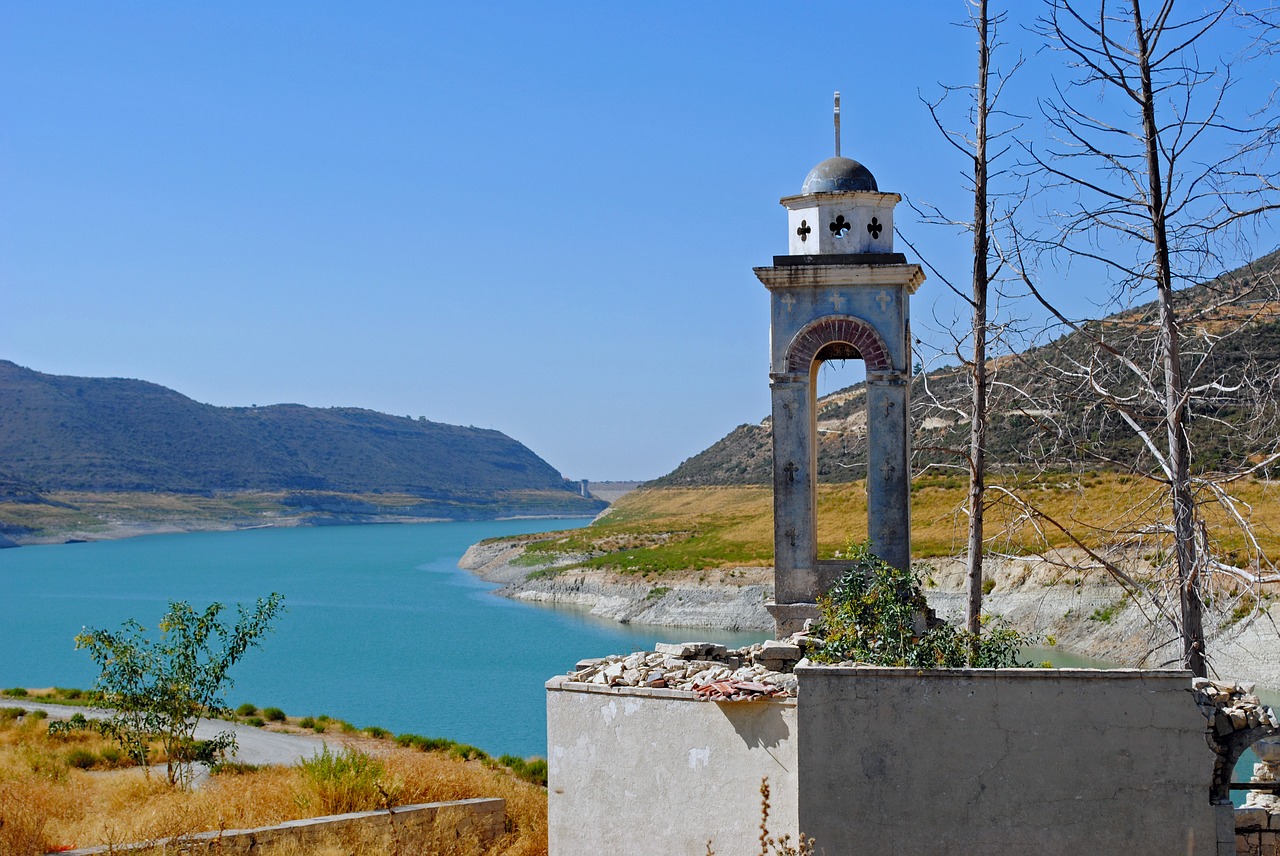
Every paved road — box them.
[2,699,337,766]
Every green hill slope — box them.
[0,362,604,533]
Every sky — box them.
[3,2,1277,481]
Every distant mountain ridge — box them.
[0,360,593,504]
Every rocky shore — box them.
[458,539,773,632]
[461,536,1280,692]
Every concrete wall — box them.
[546,677,798,855]
[797,666,1216,856]
[60,798,505,855]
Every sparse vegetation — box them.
[0,706,550,855]
[506,477,1280,582]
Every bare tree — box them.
[906,0,1025,638]
[1014,0,1280,676]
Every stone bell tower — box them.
[755,97,925,636]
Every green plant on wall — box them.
[809,542,1030,668]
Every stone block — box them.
[1237,807,1269,830]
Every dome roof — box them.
[801,156,878,194]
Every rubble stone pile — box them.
[564,636,814,701]
[1194,677,1280,735]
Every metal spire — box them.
[834,91,841,158]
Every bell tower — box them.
[755,97,925,636]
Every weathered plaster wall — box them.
[797,666,1217,856]
[546,678,797,855]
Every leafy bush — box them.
[262,707,286,722]
[74,594,284,786]
[244,716,265,727]
[2,688,28,698]
[235,703,257,717]
[298,716,316,730]
[0,708,25,722]
[810,541,1032,669]
[363,725,390,739]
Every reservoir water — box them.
[0,519,764,758]
[1,521,1269,797]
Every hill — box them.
[0,361,604,542]
[655,247,1280,487]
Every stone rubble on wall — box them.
[1192,676,1280,839]
[563,634,813,701]
[1195,678,1280,735]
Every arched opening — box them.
[773,315,905,597]
[809,347,869,559]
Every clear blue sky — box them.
[3,3,1275,480]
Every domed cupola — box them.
[800,156,878,194]
[782,96,900,257]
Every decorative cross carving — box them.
[783,460,799,484]
[796,220,811,243]
[875,290,892,312]
[785,527,797,548]
[867,216,883,239]
[830,292,846,311]
[829,214,852,237]
[880,460,896,481]
[781,293,796,312]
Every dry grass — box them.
[0,713,546,856]
[515,475,1280,576]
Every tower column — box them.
[866,373,911,571]
[770,372,816,604]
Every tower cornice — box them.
[754,263,926,294]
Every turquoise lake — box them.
[0,519,765,758]
[1,520,1267,798]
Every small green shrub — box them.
[296,747,395,814]
[0,707,26,721]
[2,687,29,698]
[298,716,316,730]
[245,716,265,727]
[498,753,549,787]
[262,707,286,722]
[448,743,488,762]
[810,541,1032,669]
[396,733,454,752]
[311,720,327,733]
[211,761,261,775]
[236,703,257,717]
[646,586,671,600]
[99,746,124,767]
[66,748,98,769]
[338,720,357,735]
[363,725,390,739]
[29,710,47,721]
[982,578,996,595]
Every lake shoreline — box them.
[3,512,599,548]
[461,535,1280,693]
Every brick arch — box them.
[785,316,891,374]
